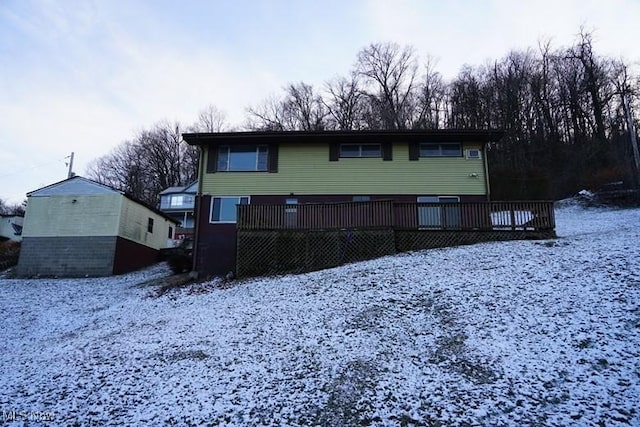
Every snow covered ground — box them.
[1,203,639,426]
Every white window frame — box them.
[210,196,250,223]
[417,196,461,229]
[465,148,482,159]
[217,145,268,172]
[419,143,462,157]
[339,144,382,158]
[170,195,184,207]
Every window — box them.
[417,196,460,229]
[217,145,268,171]
[210,196,250,223]
[340,144,381,158]
[420,143,462,157]
[353,196,371,202]
[466,148,481,159]
[285,198,298,228]
[170,195,184,207]
[168,226,173,239]
[147,218,154,233]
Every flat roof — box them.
[183,129,504,146]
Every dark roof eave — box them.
[182,129,505,146]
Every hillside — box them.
[1,203,638,425]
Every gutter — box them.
[190,145,206,277]
[484,144,491,201]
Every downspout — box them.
[190,145,206,277]
[483,143,491,201]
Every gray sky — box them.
[1,0,639,204]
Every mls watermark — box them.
[3,410,55,422]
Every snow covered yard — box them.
[1,204,639,426]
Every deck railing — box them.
[237,200,555,232]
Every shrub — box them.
[0,240,21,271]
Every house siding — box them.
[118,197,174,250]
[17,236,117,277]
[201,142,486,196]
[21,194,122,237]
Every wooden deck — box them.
[237,200,555,232]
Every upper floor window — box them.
[340,144,381,158]
[160,194,195,210]
[217,145,268,171]
[170,195,195,207]
[420,143,462,157]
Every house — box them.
[182,129,505,276]
[0,214,23,242]
[158,182,197,239]
[17,176,178,277]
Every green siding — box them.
[201,142,487,196]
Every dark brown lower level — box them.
[193,194,489,276]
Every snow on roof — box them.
[0,204,638,425]
[159,182,197,195]
[27,176,121,197]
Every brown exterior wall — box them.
[194,194,489,277]
[194,195,238,276]
[112,237,160,275]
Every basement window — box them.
[210,196,250,223]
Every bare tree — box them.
[87,121,197,206]
[284,82,327,130]
[246,95,289,130]
[323,74,365,130]
[566,31,614,146]
[356,42,419,129]
[413,57,447,129]
[247,82,327,130]
[195,105,228,132]
[0,198,25,216]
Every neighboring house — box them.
[0,214,23,242]
[17,176,178,277]
[183,129,504,275]
[158,182,197,239]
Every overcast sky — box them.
[1,0,639,205]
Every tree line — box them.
[88,31,640,204]
[0,199,25,216]
[86,106,226,206]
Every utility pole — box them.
[66,152,75,179]
[623,95,640,187]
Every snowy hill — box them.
[1,204,639,425]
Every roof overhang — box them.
[182,129,505,146]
